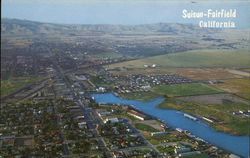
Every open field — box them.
[138,120,164,131]
[120,91,160,102]
[211,78,250,100]
[0,76,43,97]
[226,69,250,77]
[240,68,250,73]
[107,49,250,68]
[145,132,188,145]
[120,83,222,101]
[177,93,249,105]
[135,123,159,132]
[151,83,222,97]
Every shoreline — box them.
[156,103,249,137]
[92,93,249,158]
[118,92,249,136]
[112,101,241,158]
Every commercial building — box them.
[127,110,147,120]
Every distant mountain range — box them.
[2,18,248,58]
[1,18,217,36]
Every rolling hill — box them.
[1,18,217,36]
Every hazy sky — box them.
[2,0,250,28]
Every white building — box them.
[127,110,146,120]
[151,131,168,136]
[103,118,119,124]
[96,87,106,92]
[78,122,87,129]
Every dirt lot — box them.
[177,93,249,105]
[138,120,164,131]
[211,78,250,100]
[226,69,250,77]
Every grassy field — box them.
[135,123,159,132]
[108,49,250,68]
[1,76,43,97]
[120,91,160,102]
[121,84,222,102]
[156,145,175,154]
[212,78,250,100]
[146,133,186,145]
[151,83,222,97]
[157,97,250,136]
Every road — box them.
[53,58,112,157]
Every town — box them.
[1,10,250,158]
[1,48,247,157]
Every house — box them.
[141,85,151,90]
[75,75,87,81]
[78,122,87,129]
[96,87,106,92]
[75,115,85,122]
[75,115,85,119]
[152,64,157,68]
[112,151,124,158]
[98,112,111,117]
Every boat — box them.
[183,113,198,121]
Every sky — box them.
[2,0,250,28]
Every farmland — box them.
[108,49,250,68]
[211,78,250,100]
